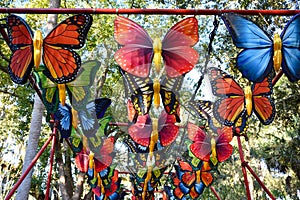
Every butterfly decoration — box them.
[2,14,92,84]
[75,136,115,174]
[120,67,182,123]
[114,16,199,78]
[188,122,233,165]
[87,116,113,152]
[92,167,125,200]
[34,60,101,111]
[166,158,213,199]
[75,98,112,137]
[130,167,167,200]
[222,13,300,82]
[208,67,276,126]
[51,97,111,140]
[128,111,179,148]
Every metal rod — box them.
[0,8,299,15]
[45,123,57,200]
[272,70,284,86]
[243,163,276,200]
[237,136,252,200]
[5,134,54,200]
[210,186,221,200]
[28,75,43,101]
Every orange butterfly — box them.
[4,14,92,84]
[208,67,276,126]
[172,158,213,199]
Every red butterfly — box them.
[75,136,114,173]
[208,67,276,126]
[114,16,199,77]
[188,122,233,164]
[128,111,179,147]
[5,14,92,84]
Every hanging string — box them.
[191,15,219,101]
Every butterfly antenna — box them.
[192,15,219,101]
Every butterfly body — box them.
[222,13,300,82]
[33,30,43,68]
[5,14,92,84]
[273,33,282,72]
[153,37,163,73]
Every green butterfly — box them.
[34,60,101,113]
[88,116,113,153]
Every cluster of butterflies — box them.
[2,11,300,199]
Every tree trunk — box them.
[16,0,61,199]
[15,95,44,200]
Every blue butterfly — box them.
[77,97,111,137]
[222,13,300,82]
[54,98,111,139]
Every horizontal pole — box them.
[0,8,299,15]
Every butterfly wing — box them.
[96,116,113,137]
[54,103,72,138]
[93,137,114,172]
[42,14,92,83]
[200,169,213,187]
[281,13,300,82]
[128,114,152,147]
[222,13,273,82]
[189,100,222,131]
[34,68,59,113]
[6,15,34,84]
[94,98,111,119]
[192,182,205,197]
[187,123,211,162]
[160,75,183,122]
[114,16,153,77]
[74,149,89,172]
[216,126,233,162]
[78,100,98,136]
[252,76,276,125]
[120,68,153,118]
[162,17,199,77]
[209,67,246,126]
[67,60,101,107]
[158,110,179,147]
